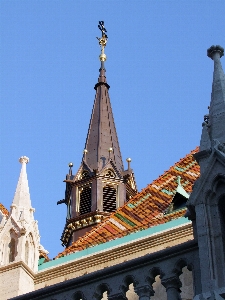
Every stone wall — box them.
[12,240,200,300]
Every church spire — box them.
[60,22,137,247]
[84,21,124,172]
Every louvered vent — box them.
[80,187,92,215]
[103,186,116,212]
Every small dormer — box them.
[165,176,189,214]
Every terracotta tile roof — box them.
[0,203,9,216]
[56,147,199,259]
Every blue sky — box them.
[0,1,225,258]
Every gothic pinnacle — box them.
[207,45,225,143]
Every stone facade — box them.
[12,240,200,300]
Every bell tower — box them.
[59,22,137,247]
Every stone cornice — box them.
[35,222,193,286]
[0,260,35,279]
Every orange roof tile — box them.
[56,147,199,259]
[0,203,9,216]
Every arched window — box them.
[103,185,116,212]
[9,238,16,263]
[26,233,35,269]
[25,241,29,265]
[80,187,92,215]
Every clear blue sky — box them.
[0,1,225,258]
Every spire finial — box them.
[108,147,113,160]
[83,149,88,161]
[68,162,73,176]
[126,158,131,171]
[97,21,108,65]
[19,156,29,164]
[207,45,224,60]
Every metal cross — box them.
[98,21,108,38]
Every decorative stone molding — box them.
[108,294,127,300]
[134,285,154,299]
[61,211,110,245]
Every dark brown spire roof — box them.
[84,66,124,173]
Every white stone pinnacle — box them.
[12,156,31,209]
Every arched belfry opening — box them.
[79,187,92,215]
[103,185,116,212]
[59,22,137,247]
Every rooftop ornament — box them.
[96,21,108,63]
[108,147,113,160]
[83,149,88,161]
[126,158,131,171]
[68,162,73,176]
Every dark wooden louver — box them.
[103,186,116,212]
[80,187,92,215]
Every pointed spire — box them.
[207,45,225,142]
[83,22,124,172]
[12,156,31,209]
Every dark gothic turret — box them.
[59,22,137,247]
[195,45,225,172]
[187,46,225,295]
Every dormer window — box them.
[164,177,190,214]
[171,192,188,211]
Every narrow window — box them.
[25,241,29,265]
